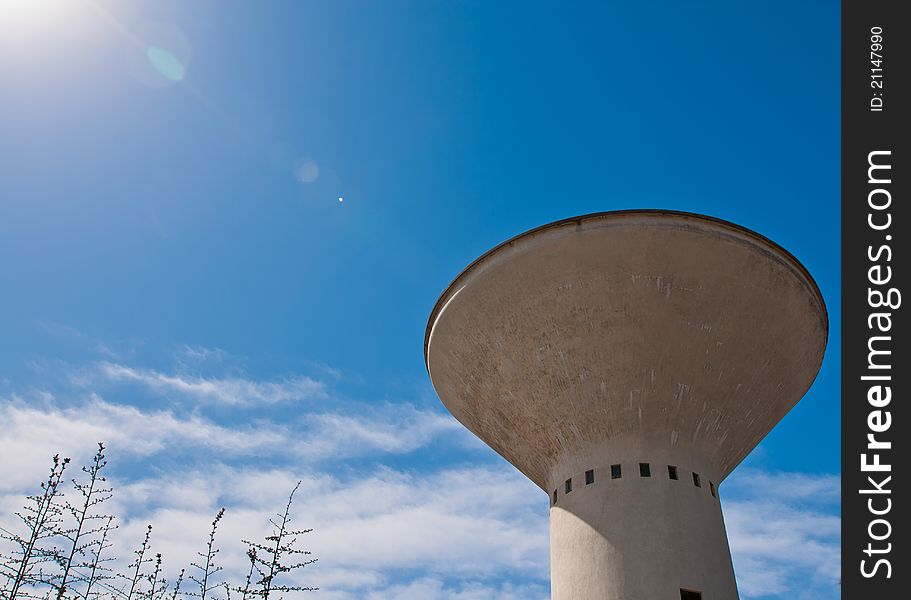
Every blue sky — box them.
[1,1,839,598]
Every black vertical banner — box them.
[842,0,908,597]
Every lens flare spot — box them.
[128,23,192,88]
[146,46,185,81]
[294,159,320,183]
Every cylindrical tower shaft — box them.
[547,441,737,599]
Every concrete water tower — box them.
[425,211,827,600]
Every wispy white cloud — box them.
[0,392,468,493]
[94,464,548,599]
[0,395,285,490]
[722,469,840,599]
[724,469,839,503]
[97,361,326,406]
[35,320,122,359]
[1,373,545,599]
[176,345,230,364]
[359,578,549,600]
[302,405,464,458]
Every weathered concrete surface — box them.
[425,211,827,600]
[549,441,737,599]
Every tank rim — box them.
[423,209,828,369]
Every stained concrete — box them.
[425,211,827,600]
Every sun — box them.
[0,0,90,37]
[0,0,106,52]
[0,0,59,23]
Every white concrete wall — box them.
[548,442,739,600]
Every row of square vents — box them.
[552,463,718,505]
